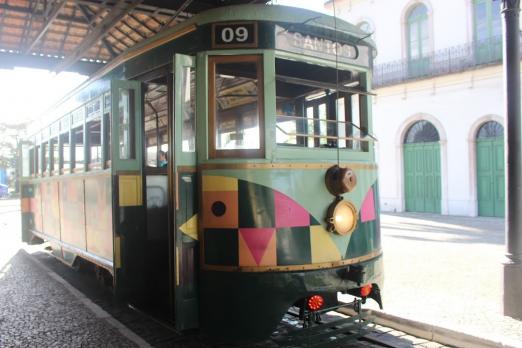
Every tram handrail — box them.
[275,125,375,143]
[276,114,378,142]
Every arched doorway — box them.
[403,120,441,213]
[476,121,504,217]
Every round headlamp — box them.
[326,199,357,236]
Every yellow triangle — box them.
[310,226,342,263]
[179,214,198,240]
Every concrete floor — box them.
[373,213,522,346]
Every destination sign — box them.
[275,25,370,67]
[212,22,258,48]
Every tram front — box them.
[194,6,383,341]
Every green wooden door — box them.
[404,142,441,213]
[477,136,505,217]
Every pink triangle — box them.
[239,228,275,265]
[361,187,376,223]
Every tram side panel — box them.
[112,173,148,303]
[59,178,87,250]
[40,180,61,240]
[33,182,43,233]
[85,175,113,261]
[21,174,114,269]
[20,184,34,243]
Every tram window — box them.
[350,94,362,151]
[103,112,111,164]
[118,88,135,160]
[104,92,112,164]
[87,119,102,167]
[275,58,367,150]
[73,126,84,171]
[209,55,264,157]
[42,143,49,174]
[51,138,59,174]
[182,67,196,153]
[22,144,32,177]
[35,145,40,175]
[319,104,327,146]
[144,83,168,168]
[60,133,70,173]
[337,98,346,148]
[275,102,298,145]
[306,107,314,148]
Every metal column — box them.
[501,0,522,320]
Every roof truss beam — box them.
[54,0,142,72]
[76,3,119,57]
[72,0,191,19]
[159,0,193,30]
[25,0,67,54]
[128,13,157,34]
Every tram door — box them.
[172,54,198,330]
[143,76,172,316]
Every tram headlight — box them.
[326,199,357,235]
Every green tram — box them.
[20,4,383,342]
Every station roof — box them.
[0,0,267,75]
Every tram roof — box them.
[0,0,268,75]
[77,4,375,81]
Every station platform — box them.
[2,198,522,347]
[353,212,522,347]
[0,250,146,347]
[0,199,146,347]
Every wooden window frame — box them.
[86,117,103,169]
[208,54,265,159]
[50,137,59,175]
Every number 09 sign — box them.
[212,22,258,48]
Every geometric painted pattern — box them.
[179,214,198,240]
[361,187,376,223]
[347,183,381,259]
[239,228,276,266]
[202,175,378,267]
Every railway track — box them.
[31,249,447,348]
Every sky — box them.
[0,1,327,133]
[0,68,87,129]
[272,0,329,13]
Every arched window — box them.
[473,0,501,63]
[404,120,439,144]
[407,4,429,61]
[476,121,503,139]
[473,0,501,43]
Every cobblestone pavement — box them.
[0,199,138,348]
[365,213,522,346]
